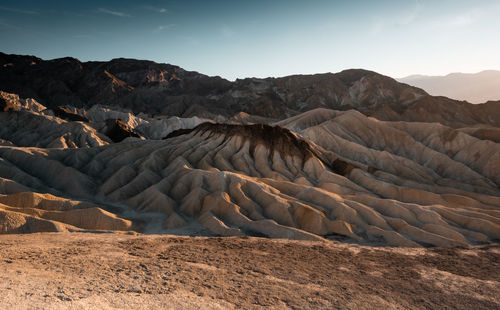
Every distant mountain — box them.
[0,52,425,118]
[1,52,500,128]
[398,70,500,104]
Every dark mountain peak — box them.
[105,57,179,71]
[166,122,361,176]
[47,56,81,64]
[336,68,378,83]
[0,52,42,65]
[1,52,499,127]
[167,122,318,161]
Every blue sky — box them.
[0,0,499,80]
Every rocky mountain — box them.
[0,53,499,248]
[2,52,500,127]
[398,70,500,104]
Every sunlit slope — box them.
[0,119,498,247]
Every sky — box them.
[0,0,499,80]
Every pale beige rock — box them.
[0,90,47,113]
[0,110,498,247]
[198,211,244,237]
[164,212,188,229]
[0,192,132,232]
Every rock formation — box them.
[0,53,499,247]
[0,116,498,246]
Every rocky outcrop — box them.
[101,119,142,143]
[52,107,89,122]
[0,96,16,112]
[0,90,46,113]
[0,110,111,148]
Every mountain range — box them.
[398,70,500,104]
[2,52,500,127]
[0,52,499,248]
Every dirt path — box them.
[0,233,499,309]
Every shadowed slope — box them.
[102,119,142,143]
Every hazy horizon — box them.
[1,0,499,80]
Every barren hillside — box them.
[1,52,499,309]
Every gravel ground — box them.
[0,232,499,309]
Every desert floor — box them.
[0,232,498,309]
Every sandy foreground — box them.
[0,233,498,309]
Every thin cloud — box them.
[221,25,235,38]
[426,2,500,31]
[449,14,474,27]
[177,35,199,46]
[143,6,168,13]
[98,8,130,17]
[370,0,422,34]
[155,24,176,32]
[429,8,482,29]
[0,6,39,15]
[0,19,19,29]
[72,34,95,39]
